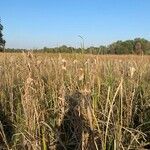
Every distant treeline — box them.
[5,38,150,54]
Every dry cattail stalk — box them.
[130,66,136,78]
[78,68,84,81]
[57,85,66,126]
[82,82,91,95]
[22,71,38,141]
[61,59,67,71]
[27,52,34,59]
[36,60,42,67]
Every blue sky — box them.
[1,0,150,49]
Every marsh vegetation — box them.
[0,53,150,149]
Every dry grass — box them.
[0,52,150,150]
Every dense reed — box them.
[0,53,150,150]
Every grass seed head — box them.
[61,59,67,70]
[78,68,84,81]
[130,66,136,78]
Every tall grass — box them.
[0,53,150,149]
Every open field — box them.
[0,53,150,150]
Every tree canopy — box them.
[5,38,150,54]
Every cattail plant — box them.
[0,53,149,149]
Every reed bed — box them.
[0,53,150,150]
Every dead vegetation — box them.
[0,53,150,149]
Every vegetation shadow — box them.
[56,91,102,150]
[56,91,83,150]
[0,104,14,148]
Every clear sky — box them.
[1,0,150,49]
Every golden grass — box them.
[0,52,150,149]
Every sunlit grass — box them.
[0,52,150,149]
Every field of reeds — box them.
[0,53,150,150]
